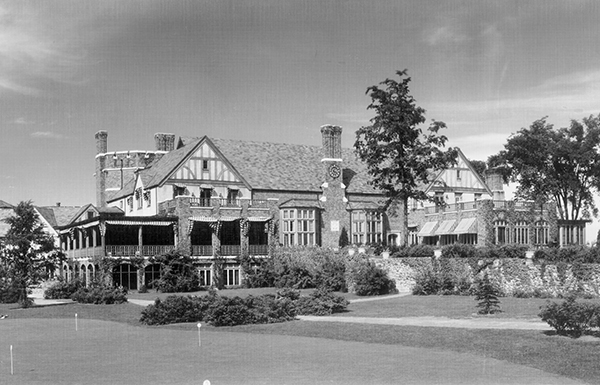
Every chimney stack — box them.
[95,131,108,207]
[154,133,176,152]
[320,124,343,160]
[485,169,505,200]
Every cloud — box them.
[0,3,83,95]
[13,117,35,125]
[423,25,468,46]
[30,131,64,139]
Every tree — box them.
[491,115,600,220]
[1,201,61,307]
[354,70,457,246]
[474,271,501,315]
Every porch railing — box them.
[192,245,213,256]
[221,245,241,256]
[105,245,175,257]
[248,244,269,255]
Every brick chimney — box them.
[95,131,108,207]
[485,169,505,200]
[320,124,343,160]
[154,133,176,152]
[319,125,348,248]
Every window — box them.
[494,220,507,244]
[513,221,529,245]
[127,197,133,212]
[456,169,462,180]
[224,267,240,286]
[352,211,383,244]
[535,220,549,245]
[227,189,238,205]
[198,268,211,286]
[455,193,463,203]
[202,160,209,171]
[87,210,94,219]
[143,191,151,207]
[200,188,212,206]
[135,188,142,209]
[281,208,317,246]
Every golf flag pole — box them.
[10,345,13,375]
[75,313,78,331]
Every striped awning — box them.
[453,217,478,234]
[189,216,241,223]
[105,220,174,226]
[434,220,456,235]
[417,222,438,237]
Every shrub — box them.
[441,243,478,259]
[294,288,349,316]
[71,283,127,304]
[0,280,20,303]
[44,279,83,299]
[139,289,349,326]
[474,272,502,314]
[538,295,600,337]
[140,294,212,325]
[391,244,434,259]
[347,259,397,296]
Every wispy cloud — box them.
[13,117,35,125]
[0,3,82,95]
[423,25,468,46]
[30,131,64,139]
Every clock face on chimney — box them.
[329,164,341,179]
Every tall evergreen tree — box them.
[475,271,501,315]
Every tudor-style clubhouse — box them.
[48,125,587,290]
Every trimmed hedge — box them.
[139,288,349,326]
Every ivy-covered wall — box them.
[375,257,600,297]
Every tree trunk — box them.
[398,198,409,247]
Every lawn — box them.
[1,291,599,384]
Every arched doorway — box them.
[81,265,87,287]
[112,264,138,290]
[144,264,161,289]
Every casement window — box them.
[202,159,209,171]
[281,208,317,246]
[143,191,151,208]
[535,220,549,245]
[352,211,383,244]
[513,221,529,245]
[224,267,240,286]
[126,197,133,212]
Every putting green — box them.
[0,319,585,384]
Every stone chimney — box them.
[154,133,176,152]
[95,131,108,207]
[320,124,343,160]
[485,169,505,200]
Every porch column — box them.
[138,225,143,256]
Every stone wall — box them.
[375,257,600,297]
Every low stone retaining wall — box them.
[374,257,600,297]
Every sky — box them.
[2,1,600,227]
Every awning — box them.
[453,217,478,234]
[189,216,240,223]
[105,220,174,226]
[434,220,456,235]
[189,216,218,223]
[417,221,438,237]
[248,216,271,222]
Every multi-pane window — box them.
[352,211,383,244]
[494,220,507,244]
[224,267,240,286]
[513,221,529,245]
[281,209,316,246]
[535,220,549,245]
[135,188,143,209]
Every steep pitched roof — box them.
[108,136,377,202]
[35,206,83,228]
[0,200,13,208]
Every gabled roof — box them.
[35,206,84,228]
[0,200,13,208]
[423,148,492,195]
[108,135,377,203]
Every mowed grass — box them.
[1,291,600,384]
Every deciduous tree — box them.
[354,70,457,246]
[491,115,600,220]
[1,201,61,307]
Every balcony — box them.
[192,245,213,256]
[105,245,175,257]
[249,244,268,255]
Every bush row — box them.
[241,247,397,296]
[44,279,83,299]
[71,284,128,304]
[139,288,349,326]
[539,296,600,337]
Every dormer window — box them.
[135,188,143,209]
